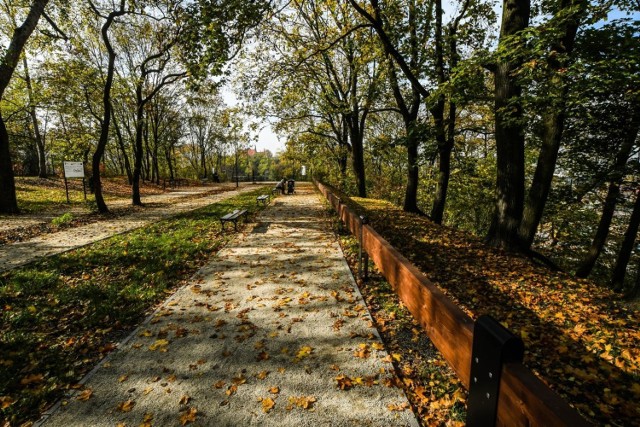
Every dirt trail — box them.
[38,183,418,426]
[0,185,257,273]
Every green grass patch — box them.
[0,187,269,425]
[51,213,74,227]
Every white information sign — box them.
[63,161,85,178]
[301,165,307,176]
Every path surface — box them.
[0,184,257,273]
[40,184,418,426]
[0,184,239,234]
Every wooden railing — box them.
[315,181,589,427]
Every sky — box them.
[222,87,285,155]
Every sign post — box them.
[63,161,86,203]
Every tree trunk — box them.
[132,84,145,206]
[350,124,366,197]
[576,105,640,277]
[112,107,133,184]
[430,98,450,222]
[386,55,422,214]
[518,102,565,246]
[429,0,451,223]
[22,56,47,178]
[93,1,127,213]
[0,0,49,214]
[347,85,367,197]
[611,190,640,291]
[404,134,420,213]
[485,0,530,250]
[200,141,207,179]
[431,130,453,222]
[518,0,583,248]
[165,146,174,182]
[0,114,18,213]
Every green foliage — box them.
[51,212,74,226]
[181,0,272,85]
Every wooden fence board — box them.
[315,181,589,426]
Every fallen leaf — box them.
[179,395,191,405]
[180,407,198,425]
[256,370,269,380]
[20,373,44,385]
[260,397,275,413]
[1,396,16,409]
[288,395,317,409]
[117,399,135,412]
[226,385,237,396]
[76,389,93,401]
[149,339,169,351]
[388,402,409,411]
[336,375,353,390]
[269,386,280,394]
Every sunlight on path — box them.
[39,183,418,426]
[0,185,256,273]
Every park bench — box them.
[257,194,270,205]
[220,209,247,232]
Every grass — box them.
[51,213,74,227]
[0,187,270,426]
[13,176,167,214]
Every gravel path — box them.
[0,185,257,273]
[0,184,238,235]
[39,183,418,426]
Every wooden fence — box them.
[315,181,588,426]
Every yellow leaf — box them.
[179,395,191,405]
[288,395,316,409]
[372,343,384,351]
[117,400,135,412]
[226,385,237,396]
[269,386,280,394]
[140,412,153,427]
[296,346,313,358]
[180,407,198,425]
[213,380,226,389]
[1,396,16,409]
[76,389,93,401]
[232,375,247,385]
[391,353,402,362]
[118,374,128,383]
[256,370,269,380]
[149,339,169,351]
[261,397,275,413]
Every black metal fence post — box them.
[466,315,525,427]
